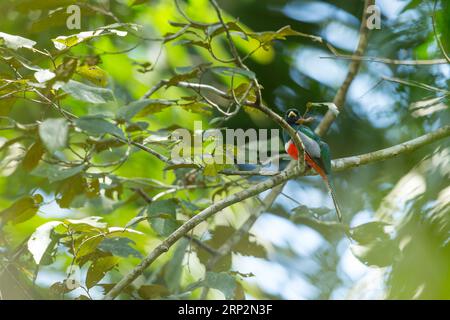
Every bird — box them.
[283,108,342,222]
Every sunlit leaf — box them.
[351,240,399,268]
[146,199,179,237]
[350,221,392,245]
[75,116,124,139]
[98,237,142,259]
[76,65,108,87]
[193,272,237,300]
[0,194,43,225]
[31,163,85,183]
[116,99,173,121]
[86,256,119,289]
[39,118,69,153]
[0,32,36,50]
[60,80,114,104]
[34,69,56,83]
[65,216,108,231]
[248,25,321,50]
[52,25,131,50]
[27,221,63,264]
[76,235,104,258]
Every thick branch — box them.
[332,125,450,171]
[102,125,450,299]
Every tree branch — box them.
[102,125,450,299]
[315,0,374,136]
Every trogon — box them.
[283,108,342,222]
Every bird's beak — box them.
[288,111,296,118]
[296,116,314,124]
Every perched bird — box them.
[283,108,342,222]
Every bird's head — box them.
[285,108,301,125]
[285,108,315,126]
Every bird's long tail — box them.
[304,153,343,222]
[324,177,342,222]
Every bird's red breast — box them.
[285,140,328,180]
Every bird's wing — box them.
[297,130,321,158]
[319,141,332,175]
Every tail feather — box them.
[304,153,343,222]
[325,178,342,222]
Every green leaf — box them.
[173,39,210,50]
[61,80,115,104]
[166,68,200,87]
[27,221,63,264]
[137,284,170,299]
[146,199,179,237]
[349,221,398,267]
[116,99,172,121]
[99,283,135,296]
[34,69,56,83]
[52,26,130,51]
[210,226,265,258]
[0,97,16,116]
[65,216,107,232]
[248,25,321,49]
[86,256,119,289]
[164,63,211,88]
[0,194,43,225]
[203,163,220,176]
[211,66,255,80]
[116,100,151,121]
[76,65,108,87]
[206,22,245,38]
[31,163,85,183]
[55,174,84,208]
[0,32,36,50]
[148,217,179,237]
[75,116,124,139]
[350,221,391,245]
[164,238,189,292]
[98,237,142,259]
[196,272,237,300]
[76,235,104,258]
[351,240,399,268]
[39,118,69,153]
[22,141,45,171]
[50,281,76,295]
[106,227,144,237]
[180,101,212,115]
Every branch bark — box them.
[103,125,450,299]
